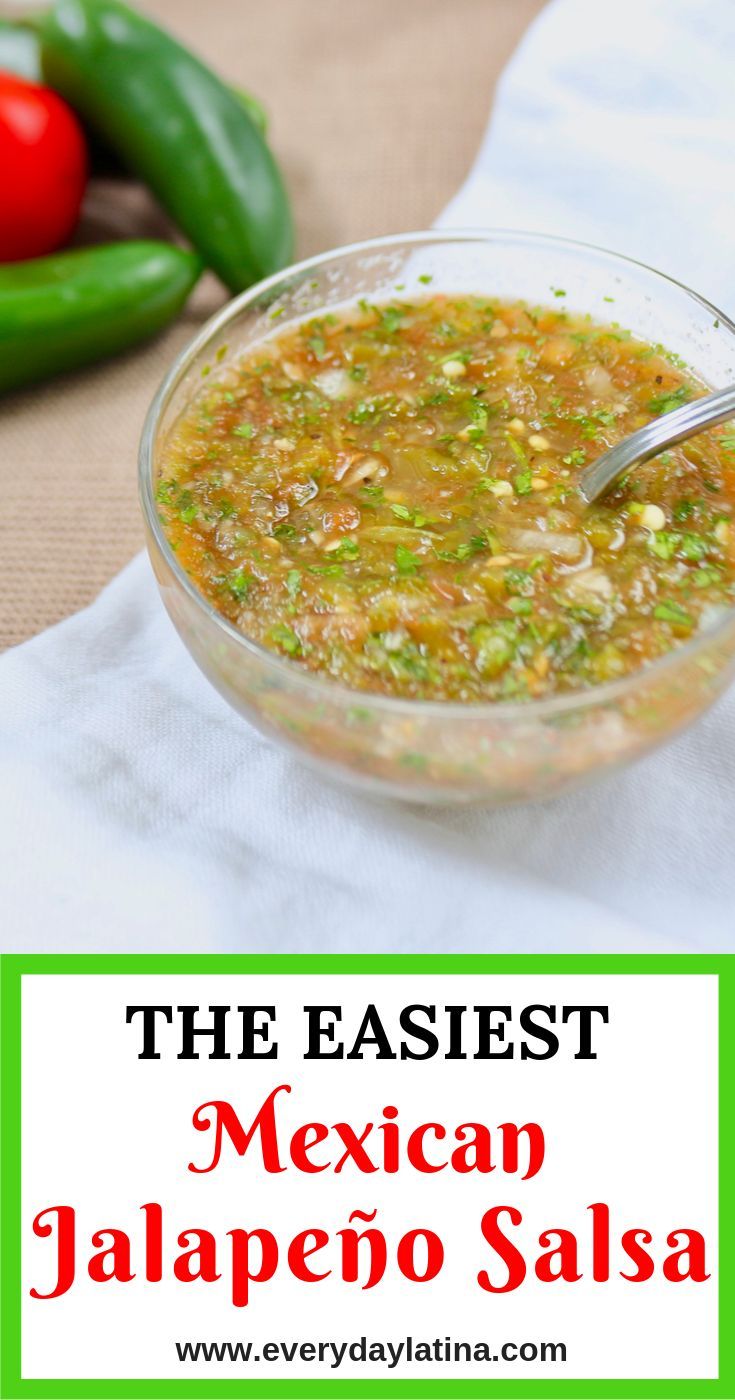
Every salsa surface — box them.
[157,293,735,702]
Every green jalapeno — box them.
[0,241,202,394]
[0,17,268,139]
[40,0,292,291]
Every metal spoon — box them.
[578,382,735,504]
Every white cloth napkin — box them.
[2,0,734,952]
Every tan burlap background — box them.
[0,0,544,650]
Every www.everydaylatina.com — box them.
[175,1336,567,1368]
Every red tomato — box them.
[0,72,88,262]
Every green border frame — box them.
[1,953,732,1400]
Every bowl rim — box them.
[139,227,735,720]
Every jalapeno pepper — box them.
[40,0,292,292]
[0,240,202,394]
[0,17,269,140]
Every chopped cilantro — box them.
[380,306,405,334]
[225,569,252,601]
[647,531,680,561]
[347,705,373,723]
[395,544,421,575]
[471,621,516,678]
[467,399,489,439]
[156,480,177,505]
[653,600,693,627]
[692,567,722,588]
[333,537,360,561]
[400,751,428,770]
[308,563,343,577]
[348,399,381,425]
[270,624,302,655]
[436,535,487,563]
[674,499,695,521]
[506,432,528,466]
[648,386,689,415]
[285,569,301,599]
[680,534,709,561]
[360,483,384,504]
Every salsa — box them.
[157,293,735,703]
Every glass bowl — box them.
[139,230,735,804]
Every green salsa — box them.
[158,294,735,703]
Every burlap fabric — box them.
[0,0,543,649]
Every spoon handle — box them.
[578,381,735,504]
